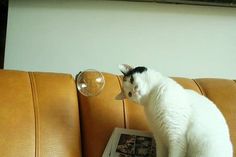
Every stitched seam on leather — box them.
[75,73,84,143]
[72,74,84,157]
[193,79,206,96]
[116,75,127,128]
[29,73,40,157]
[77,91,85,157]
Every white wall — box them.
[5,0,236,78]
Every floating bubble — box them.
[76,69,105,97]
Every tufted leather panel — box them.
[194,78,236,156]
[78,73,125,157]
[0,70,35,157]
[79,72,235,157]
[0,70,82,157]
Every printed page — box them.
[110,128,156,157]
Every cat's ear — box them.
[115,91,126,100]
[119,64,133,75]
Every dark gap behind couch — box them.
[0,0,8,69]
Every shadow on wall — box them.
[10,0,236,18]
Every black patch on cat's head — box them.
[124,66,147,78]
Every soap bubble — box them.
[76,69,105,97]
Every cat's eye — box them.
[123,77,127,81]
[130,76,134,84]
[128,92,132,97]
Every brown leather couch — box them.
[0,70,235,157]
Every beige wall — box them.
[5,0,236,78]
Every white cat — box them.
[116,64,233,157]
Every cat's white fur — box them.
[117,64,233,157]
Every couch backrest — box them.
[79,72,236,157]
[0,70,82,157]
[1,70,235,157]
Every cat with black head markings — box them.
[116,64,233,157]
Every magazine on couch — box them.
[103,128,156,157]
